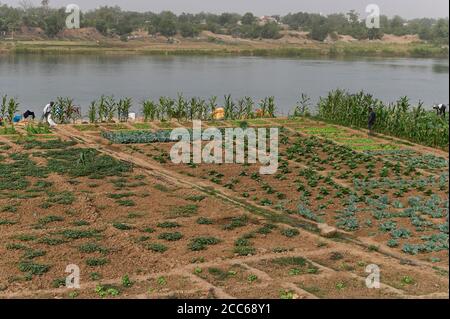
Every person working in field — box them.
[42,101,57,127]
[23,110,36,120]
[368,107,376,136]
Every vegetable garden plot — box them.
[307,249,449,295]
[74,124,130,132]
[102,127,278,145]
[0,134,332,298]
[316,90,449,149]
[0,126,17,135]
[285,121,403,151]
[277,134,448,261]
[123,138,353,219]
[195,264,263,288]
[270,118,307,126]
[350,144,399,151]
[364,150,449,174]
[228,282,313,299]
[131,123,154,130]
[1,123,448,299]
[102,130,178,144]
[296,273,400,299]
[115,126,449,263]
[246,256,321,280]
[74,124,102,132]
[302,126,347,136]
[25,124,53,135]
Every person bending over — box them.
[23,110,36,120]
[368,107,376,136]
[42,102,57,127]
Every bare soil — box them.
[0,119,447,299]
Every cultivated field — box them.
[0,117,448,299]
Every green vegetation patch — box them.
[223,215,249,230]
[158,232,183,241]
[57,229,102,240]
[166,204,199,218]
[45,148,132,179]
[146,243,168,253]
[188,237,221,251]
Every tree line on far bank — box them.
[0,2,448,44]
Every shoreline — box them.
[1,40,448,59]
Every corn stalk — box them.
[117,98,132,122]
[317,89,449,148]
[6,97,19,124]
[142,99,157,122]
[88,101,97,124]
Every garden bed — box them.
[0,121,447,299]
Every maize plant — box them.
[198,98,208,120]
[236,98,246,120]
[67,98,81,124]
[158,97,175,121]
[188,97,207,120]
[88,101,97,123]
[174,93,187,121]
[208,96,218,119]
[53,97,66,124]
[317,90,449,149]
[117,98,132,122]
[266,96,276,118]
[294,93,311,117]
[104,96,117,122]
[243,96,255,119]
[187,97,197,121]
[224,94,235,120]
[1,94,7,120]
[97,95,107,122]
[6,97,19,124]
[259,97,276,118]
[142,99,157,122]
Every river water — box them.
[0,54,448,115]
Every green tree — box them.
[368,28,384,40]
[241,12,255,25]
[179,22,199,38]
[261,22,280,39]
[431,19,449,44]
[390,15,406,35]
[310,18,330,41]
[95,20,108,35]
[218,13,240,26]
[43,10,65,37]
[157,11,177,37]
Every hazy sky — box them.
[2,0,449,18]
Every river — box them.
[0,54,448,115]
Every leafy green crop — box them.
[188,237,221,251]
